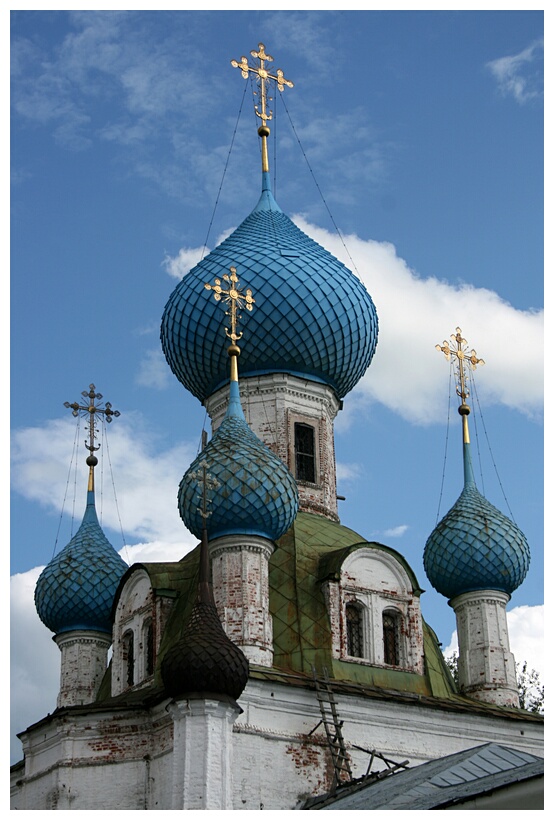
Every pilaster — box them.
[209,534,274,666]
[450,589,519,708]
[167,697,240,810]
[54,630,111,708]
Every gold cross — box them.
[187,460,221,520]
[436,328,485,405]
[231,42,293,128]
[64,384,120,456]
[204,266,255,344]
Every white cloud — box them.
[444,604,543,680]
[162,220,543,428]
[383,525,409,538]
[11,568,60,764]
[268,11,336,77]
[486,40,544,104]
[11,415,199,546]
[120,538,195,566]
[291,219,543,425]
[136,349,171,389]
[336,462,363,484]
[163,245,209,279]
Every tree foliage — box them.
[516,660,544,713]
[443,653,543,713]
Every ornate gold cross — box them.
[64,384,120,456]
[436,327,485,405]
[204,266,255,344]
[231,42,293,128]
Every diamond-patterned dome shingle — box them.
[161,599,249,700]
[179,380,298,542]
[35,492,128,635]
[161,174,378,401]
[423,445,530,599]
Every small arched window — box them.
[294,423,316,483]
[123,630,135,687]
[346,603,364,658]
[144,619,154,678]
[383,610,400,666]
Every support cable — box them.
[280,95,361,279]
[470,373,517,524]
[435,363,454,526]
[101,417,131,565]
[51,415,81,560]
[70,417,80,538]
[199,80,249,262]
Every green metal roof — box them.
[96,512,519,710]
[270,512,436,695]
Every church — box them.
[10,43,543,811]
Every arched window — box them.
[383,610,400,666]
[294,423,316,483]
[123,630,135,687]
[346,603,364,658]
[144,619,154,678]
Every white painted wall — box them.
[11,676,543,810]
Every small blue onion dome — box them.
[35,490,128,635]
[161,172,378,402]
[179,378,299,542]
[423,443,530,600]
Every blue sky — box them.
[10,8,543,761]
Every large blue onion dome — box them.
[161,172,378,402]
[35,488,128,635]
[179,376,299,542]
[423,442,530,600]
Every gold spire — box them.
[231,42,293,173]
[204,266,255,382]
[64,384,120,491]
[436,328,484,443]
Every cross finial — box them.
[231,42,293,172]
[231,42,293,128]
[436,328,484,444]
[436,327,485,406]
[204,266,255,383]
[187,460,221,521]
[64,384,120,462]
[204,266,255,346]
[186,459,221,601]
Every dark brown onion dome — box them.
[161,599,249,701]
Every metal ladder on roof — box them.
[310,667,353,788]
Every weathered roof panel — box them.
[306,743,543,810]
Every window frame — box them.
[345,601,365,659]
[288,413,321,486]
[382,608,402,667]
[322,547,424,674]
[294,422,316,483]
[122,629,135,688]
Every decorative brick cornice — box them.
[450,589,511,611]
[54,631,112,649]
[209,534,275,561]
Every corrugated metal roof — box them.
[306,743,543,810]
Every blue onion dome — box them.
[161,598,249,701]
[423,442,530,600]
[161,172,378,402]
[179,378,299,542]
[35,489,128,635]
